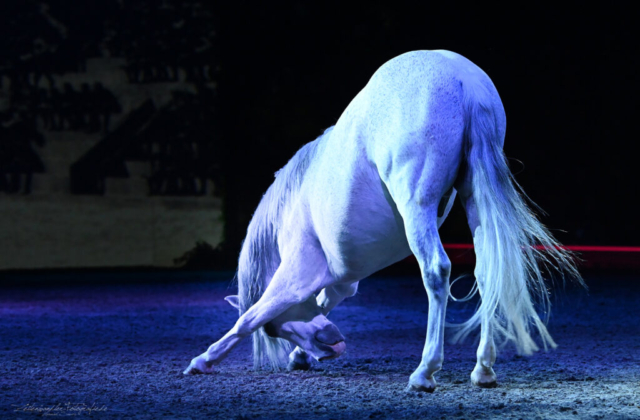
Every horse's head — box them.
[225,295,346,361]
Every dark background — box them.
[1,1,637,268]
[212,2,638,249]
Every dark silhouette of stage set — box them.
[1,1,218,198]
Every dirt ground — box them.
[1,270,639,419]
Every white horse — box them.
[184,50,581,392]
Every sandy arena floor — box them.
[1,271,639,419]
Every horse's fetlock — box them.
[202,353,218,366]
[422,354,443,375]
[477,351,496,368]
[428,360,443,373]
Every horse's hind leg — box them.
[460,194,498,388]
[288,282,359,371]
[184,235,331,374]
[395,201,450,392]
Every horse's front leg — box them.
[288,282,359,371]
[402,204,451,393]
[184,281,304,374]
[184,237,330,374]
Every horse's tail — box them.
[452,78,584,355]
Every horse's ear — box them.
[224,295,240,309]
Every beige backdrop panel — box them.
[1,195,223,269]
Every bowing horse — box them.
[184,50,581,392]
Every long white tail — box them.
[453,80,584,355]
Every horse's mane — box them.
[236,126,333,370]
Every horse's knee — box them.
[229,322,251,339]
[337,282,359,298]
[317,282,358,310]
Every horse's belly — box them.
[310,164,411,281]
[334,211,411,280]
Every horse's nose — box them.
[315,324,344,345]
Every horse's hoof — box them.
[406,383,436,393]
[287,348,313,371]
[287,360,311,371]
[183,367,203,375]
[183,356,214,375]
[473,379,497,388]
[407,375,437,393]
[471,364,497,388]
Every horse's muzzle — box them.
[315,324,345,346]
[318,341,346,361]
[315,324,346,361]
